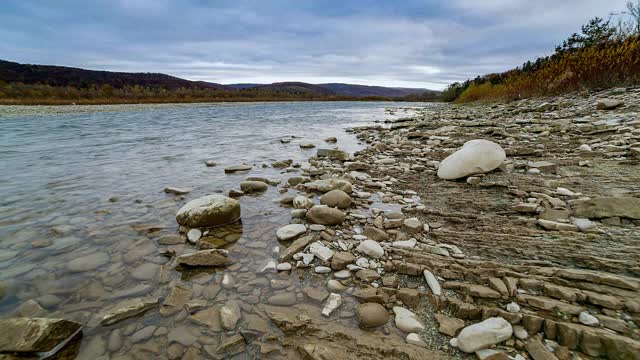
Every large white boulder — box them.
[456,317,513,353]
[437,140,506,180]
[393,307,425,333]
[176,195,241,227]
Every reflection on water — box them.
[0,101,421,358]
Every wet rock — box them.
[277,262,292,271]
[108,329,123,352]
[220,301,242,330]
[456,317,513,353]
[357,303,389,328]
[167,326,197,346]
[164,187,191,195]
[177,249,233,267]
[437,139,506,180]
[15,299,45,317]
[224,164,252,173]
[321,293,342,316]
[276,224,307,241]
[175,195,241,228]
[435,314,464,337]
[300,142,315,149]
[355,240,384,258]
[324,136,337,143]
[190,307,222,331]
[100,297,159,326]
[305,178,353,194]
[320,190,352,209]
[317,148,350,161]
[186,228,202,243]
[131,325,156,343]
[66,252,110,272]
[131,263,160,281]
[205,160,217,167]
[303,286,330,301]
[327,279,347,292]
[279,235,314,262]
[393,307,425,333]
[268,292,297,306]
[0,317,82,353]
[293,196,314,209]
[306,206,346,225]
[240,181,268,193]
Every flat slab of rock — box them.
[164,187,191,195]
[224,164,252,173]
[279,235,314,262]
[437,139,506,180]
[276,224,307,241]
[305,179,353,194]
[0,317,82,353]
[100,297,159,326]
[316,148,350,161]
[572,197,640,219]
[176,195,241,227]
[177,249,233,267]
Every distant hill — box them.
[0,59,442,104]
[318,83,430,98]
[229,82,436,98]
[0,59,227,90]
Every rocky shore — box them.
[2,88,639,359]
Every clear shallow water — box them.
[0,101,421,358]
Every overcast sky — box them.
[0,0,631,89]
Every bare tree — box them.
[611,0,640,35]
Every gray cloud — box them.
[0,0,631,89]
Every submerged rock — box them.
[224,164,252,173]
[177,249,233,267]
[239,181,268,193]
[317,148,350,161]
[176,195,241,228]
[437,139,506,180]
[276,224,307,241]
[0,317,82,353]
[100,297,159,326]
[305,179,353,194]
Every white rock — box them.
[186,229,202,243]
[355,257,370,268]
[309,224,326,231]
[578,144,592,151]
[406,333,428,348]
[276,224,307,241]
[392,238,417,249]
[513,325,528,340]
[259,260,277,273]
[393,307,425,333]
[321,293,342,316]
[309,242,334,262]
[314,266,331,274]
[456,317,513,353]
[276,263,292,271]
[355,240,384,258]
[572,218,597,232]
[333,270,351,279]
[579,312,599,326]
[301,253,314,266]
[437,140,506,180]
[222,274,235,289]
[475,349,500,360]
[175,194,241,227]
[423,270,441,296]
[556,187,576,196]
[506,302,521,313]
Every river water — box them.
[0,101,421,358]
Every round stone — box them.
[176,195,241,228]
[357,303,389,328]
[320,190,352,209]
[306,206,346,225]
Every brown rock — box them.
[525,339,559,360]
[488,278,509,297]
[357,303,390,328]
[279,235,314,262]
[434,314,465,337]
[363,226,389,241]
[396,288,421,308]
[177,249,233,267]
[356,269,381,282]
[331,252,355,270]
[0,318,82,353]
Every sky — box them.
[0,0,632,90]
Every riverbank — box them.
[1,90,639,359]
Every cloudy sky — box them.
[0,0,631,89]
